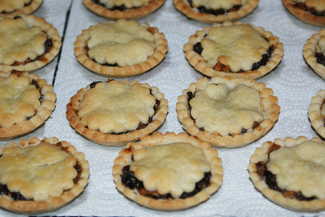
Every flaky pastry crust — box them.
[112,132,223,210]
[0,137,89,214]
[176,77,280,147]
[248,137,325,211]
[0,0,42,16]
[183,22,283,79]
[308,90,325,139]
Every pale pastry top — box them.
[0,0,31,13]
[190,83,263,135]
[0,142,77,200]
[130,143,210,198]
[0,75,40,128]
[268,140,325,199]
[78,80,156,133]
[87,20,155,66]
[98,0,150,8]
[293,0,325,11]
[316,35,325,55]
[192,0,247,10]
[0,17,47,65]
[201,24,270,72]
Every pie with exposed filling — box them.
[282,0,325,26]
[74,20,168,77]
[183,22,283,79]
[0,15,61,73]
[112,132,223,210]
[66,80,168,146]
[0,137,89,213]
[249,137,325,211]
[0,72,56,139]
[304,30,325,79]
[0,0,42,16]
[176,77,280,147]
[83,0,165,19]
[308,90,325,139]
[173,0,259,23]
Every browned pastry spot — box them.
[294,2,325,16]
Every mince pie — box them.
[0,137,89,213]
[83,0,165,19]
[0,72,56,139]
[0,0,42,16]
[308,90,325,139]
[113,132,223,210]
[183,22,283,79]
[248,137,325,211]
[173,0,259,23]
[282,0,325,26]
[74,20,168,77]
[176,77,280,147]
[304,30,325,79]
[66,80,168,146]
[0,15,61,73]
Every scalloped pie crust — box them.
[0,0,42,16]
[308,90,325,139]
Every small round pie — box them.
[304,30,325,79]
[0,15,61,73]
[0,72,56,139]
[0,137,89,214]
[83,0,165,19]
[176,77,280,147]
[66,79,168,146]
[173,0,259,23]
[0,0,42,16]
[282,0,325,26]
[74,20,168,77]
[183,22,284,79]
[308,90,325,139]
[113,132,223,210]
[248,137,325,211]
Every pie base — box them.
[112,132,223,210]
[176,77,280,148]
[0,72,56,140]
[66,81,168,146]
[0,0,43,16]
[183,22,284,79]
[308,90,325,139]
[173,0,259,23]
[0,15,61,73]
[248,137,325,211]
[74,22,168,77]
[83,0,165,19]
[303,30,325,80]
[282,0,325,26]
[0,137,89,214]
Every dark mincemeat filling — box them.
[193,42,274,73]
[187,0,241,15]
[85,81,161,135]
[186,91,260,134]
[255,143,318,201]
[92,0,140,11]
[294,2,325,16]
[0,0,33,14]
[24,79,44,121]
[121,165,211,199]
[315,52,325,66]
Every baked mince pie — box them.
[0,0,42,16]
[0,72,56,139]
[308,90,325,139]
[282,0,325,26]
[113,132,223,210]
[176,77,280,147]
[183,22,283,79]
[248,137,325,211]
[74,20,168,77]
[0,15,61,73]
[173,0,259,23]
[83,0,165,19]
[0,137,89,213]
[66,80,168,146]
[304,30,325,79]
